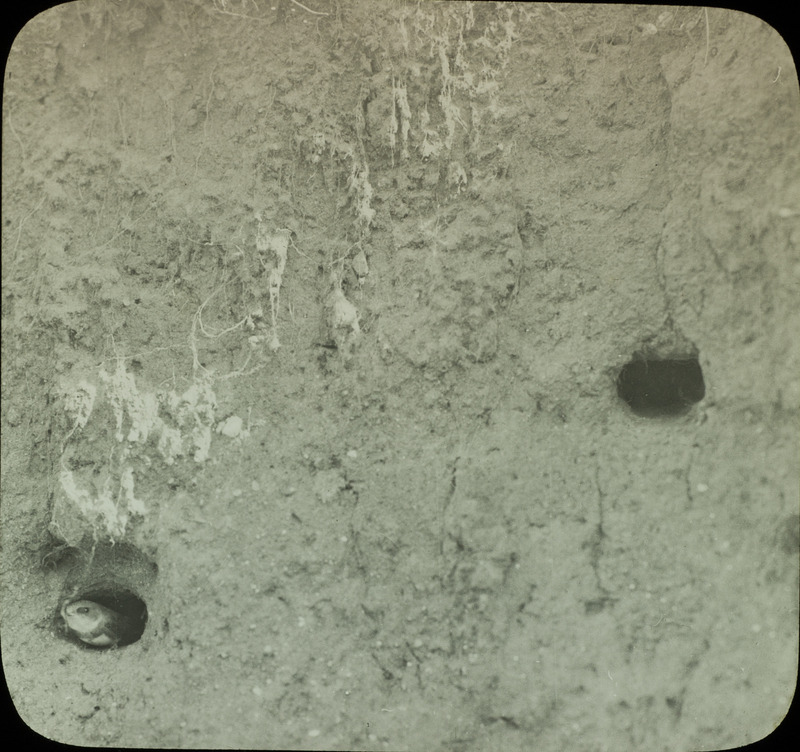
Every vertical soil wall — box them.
[2,2,798,750]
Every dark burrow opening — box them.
[59,584,148,649]
[616,356,705,417]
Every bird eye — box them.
[77,607,90,614]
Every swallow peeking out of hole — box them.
[61,599,142,648]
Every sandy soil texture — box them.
[2,2,798,750]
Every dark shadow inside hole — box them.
[616,357,705,416]
[61,585,148,648]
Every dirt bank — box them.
[2,2,798,749]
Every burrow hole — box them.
[616,355,705,417]
[60,584,148,649]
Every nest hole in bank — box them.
[60,585,148,648]
[616,354,705,416]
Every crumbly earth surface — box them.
[2,2,798,750]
